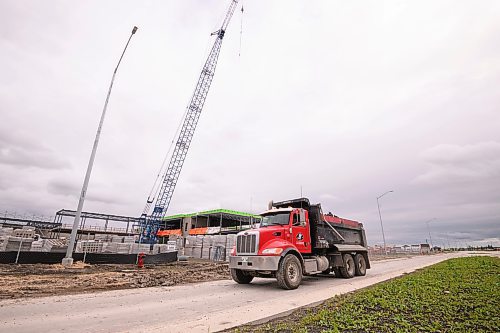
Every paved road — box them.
[0,252,491,333]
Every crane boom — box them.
[140,0,239,243]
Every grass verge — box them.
[232,256,500,333]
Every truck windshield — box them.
[260,213,290,227]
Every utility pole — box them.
[376,190,393,255]
[62,26,138,266]
[425,218,436,250]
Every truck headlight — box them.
[262,248,283,255]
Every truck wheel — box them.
[276,254,302,290]
[230,269,254,284]
[339,254,355,278]
[354,253,367,276]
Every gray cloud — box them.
[414,141,500,185]
[47,179,79,197]
[0,0,499,247]
[0,129,70,170]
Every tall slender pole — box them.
[62,26,138,266]
[425,218,435,250]
[376,190,393,255]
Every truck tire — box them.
[230,268,254,284]
[276,254,302,290]
[339,253,355,278]
[354,253,367,276]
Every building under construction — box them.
[158,209,261,238]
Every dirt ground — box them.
[0,259,229,300]
[0,254,416,300]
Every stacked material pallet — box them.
[152,244,172,254]
[168,235,184,250]
[123,236,136,243]
[0,227,14,236]
[46,239,68,253]
[12,227,36,238]
[212,235,229,261]
[201,236,213,259]
[183,246,192,257]
[166,240,177,251]
[226,234,236,249]
[30,239,67,252]
[1,237,34,252]
[130,243,150,254]
[0,227,36,252]
[117,243,133,254]
[211,245,226,261]
[111,235,124,243]
[176,237,183,250]
[30,240,45,252]
[0,237,7,251]
[183,235,196,257]
[101,242,116,253]
[102,242,132,254]
[191,235,205,258]
[3,236,34,252]
[182,234,237,261]
[152,244,162,254]
[76,240,104,253]
[94,234,113,242]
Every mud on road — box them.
[0,260,229,299]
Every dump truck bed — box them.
[272,197,368,251]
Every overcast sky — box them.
[1,0,499,247]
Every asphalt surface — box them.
[0,252,490,333]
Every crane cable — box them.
[239,3,244,57]
[142,106,189,216]
[144,1,244,217]
[143,21,223,216]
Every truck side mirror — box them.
[299,209,306,226]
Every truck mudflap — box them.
[229,255,280,271]
[333,244,370,269]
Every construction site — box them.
[0,207,259,264]
[1,0,499,332]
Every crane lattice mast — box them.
[140,0,239,243]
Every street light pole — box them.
[376,190,393,255]
[62,26,138,266]
[425,218,436,250]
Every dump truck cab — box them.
[229,198,370,289]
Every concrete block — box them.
[192,247,202,259]
[123,236,136,243]
[111,235,124,243]
[183,247,193,257]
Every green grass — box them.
[233,256,500,333]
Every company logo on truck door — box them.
[296,233,304,241]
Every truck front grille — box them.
[236,233,257,254]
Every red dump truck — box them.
[229,198,370,289]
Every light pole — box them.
[376,190,393,255]
[62,26,138,266]
[425,218,436,250]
